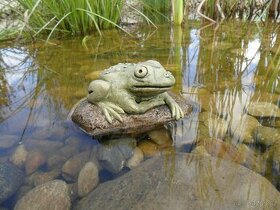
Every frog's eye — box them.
[134,66,148,78]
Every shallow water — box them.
[0,20,280,209]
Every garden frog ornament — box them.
[87,60,184,123]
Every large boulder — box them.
[70,93,192,137]
[0,162,24,204]
[75,154,280,210]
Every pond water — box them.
[0,19,280,209]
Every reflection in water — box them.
[0,20,280,209]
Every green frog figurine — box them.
[87,60,184,123]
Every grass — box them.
[141,0,170,23]
[16,0,126,40]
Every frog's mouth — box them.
[131,85,172,93]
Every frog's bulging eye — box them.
[134,66,148,78]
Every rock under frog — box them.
[87,60,184,123]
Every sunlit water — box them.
[0,20,280,209]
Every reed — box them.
[17,0,125,39]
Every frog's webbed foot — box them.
[164,95,184,120]
[97,102,125,124]
[170,102,184,120]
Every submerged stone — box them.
[247,102,280,118]
[74,154,280,210]
[97,138,136,173]
[14,180,71,210]
[70,93,192,137]
[0,162,24,204]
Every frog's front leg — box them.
[124,97,166,114]
[97,102,125,124]
[87,80,125,124]
[162,93,184,120]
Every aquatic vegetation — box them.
[16,0,126,39]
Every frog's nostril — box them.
[164,72,170,78]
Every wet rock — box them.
[199,112,228,139]
[138,140,160,157]
[253,126,280,146]
[191,145,210,156]
[78,161,99,197]
[126,147,144,169]
[247,102,280,118]
[0,162,24,204]
[46,141,81,170]
[74,154,280,210]
[96,138,136,173]
[68,183,78,201]
[148,128,172,148]
[62,151,91,182]
[198,139,260,172]
[230,115,261,144]
[14,180,71,210]
[13,185,34,202]
[25,150,46,175]
[0,135,19,150]
[9,145,28,168]
[31,129,51,140]
[26,169,61,187]
[24,139,64,154]
[71,94,192,137]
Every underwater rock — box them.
[138,140,160,158]
[97,138,136,173]
[25,150,46,175]
[9,145,28,168]
[0,162,24,204]
[247,102,280,118]
[28,169,61,186]
[199,112,228,139]
[0,135,19,150]
[74,154,280,210]
[77,161,99,197]
[62,151,91,182]
[24,139,64,154]
[253,126,280,146]
[230,115,261,144]
[70,93,192,137]
[148,128,173,148]
[126,147,144,169]
[14,180,71,210]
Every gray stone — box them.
[247,102,280,118]
[75,154,280,210]
[230,115,261,144]
[0,135,19,150]
[253,126,280,146]
[97,138,136,173]
[62,151,91,182]
[0,162,24,204]
[78,161,99,197]
[14,180,71,210]
[70,94,192,137]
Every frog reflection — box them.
[87,60,184,123]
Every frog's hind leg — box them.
[98,102,125,124]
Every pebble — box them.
[148,128,172,148]
[25,150,46,175]
[78,161,99,197]
[0,162,24,204]
[9,145,28,168]
[14,180,71,210]
[138,140,160,157]
[126,147,144,169]
[62,150,91,182]
[0,135,19,150]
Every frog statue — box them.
[87,60,184,124]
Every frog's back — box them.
[100,63,134,79]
